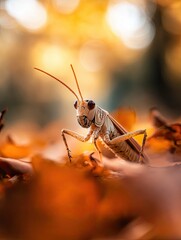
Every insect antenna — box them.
[70,64,83,101]
[34,68,80,101]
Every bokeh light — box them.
[32,43,69,74]
[0,0,180,125]
[53,0,80,14]
[79,40,107,72]
[165,41,181,78]
[162,1,181,35]
[106,1,155,49]
[5,0,47,31]
[0,2,181,239]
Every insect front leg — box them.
[61,128,93,162]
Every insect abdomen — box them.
[107,141,140,163]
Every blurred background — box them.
[0,0,181,127]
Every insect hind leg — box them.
[106,129,147,163]
[138,130,147,163]
[108,129,147,144]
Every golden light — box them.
[32,43,69,74]
[162,2,181,35]
[165,42,181,79]
[5,0,47,31]
[79,40,106,72]
[106,1,155,49]
[53,0,80,14]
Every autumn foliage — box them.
[0,108,181,240]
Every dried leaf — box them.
[149,107,168,128]
[0,157,33,177]
[0,106,181,240]
[0,109,7,133]
[0,142,31,159]
[0,161,100,240]
[147,108,181,156]
[102,159,181,239]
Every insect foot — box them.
[67,150,72,162]
[61,129,73,163]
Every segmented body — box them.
[106,141,141,162]
[96,108,148,164]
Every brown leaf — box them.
[102,159,181,239]
[0,135,32,159]
[147,108,181,157]
[149,107,168,128]
[0,161,100,240]
[0,109,7,133]
[0,157,33,177]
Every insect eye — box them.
[88,100,95,110]
[74,100,78,109]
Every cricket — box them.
[35,65,149,165]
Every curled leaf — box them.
[0,157,33,177]
[0,109,7,133]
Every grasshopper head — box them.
[35,65,97,129]
[74,100,96,128]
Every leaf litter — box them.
[0,108,180,239]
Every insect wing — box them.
[108,114,149,162]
